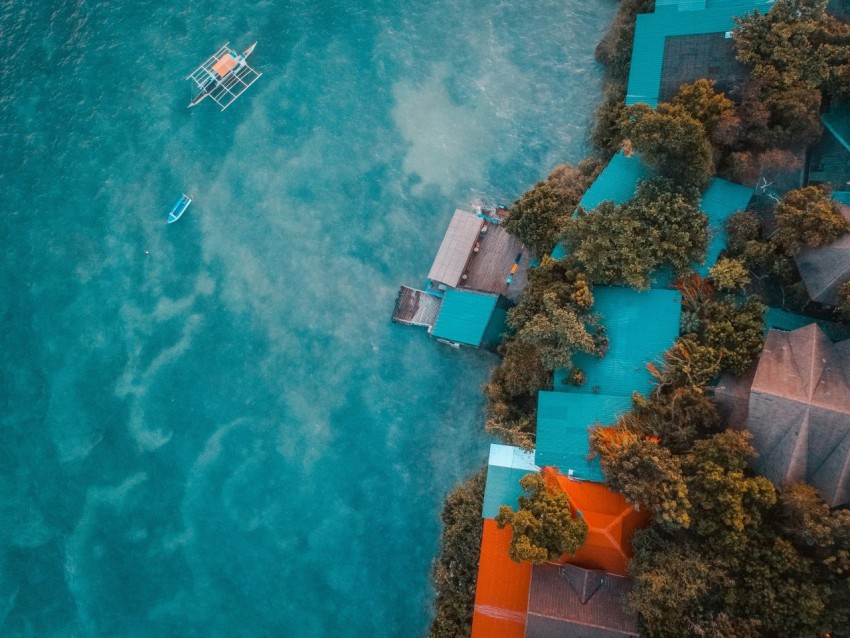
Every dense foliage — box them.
[734,0,850,97]
[495,473,588,564]
[679,274,766,375]
[594,0,656,82]
[561,178,707,288]
[484,258,601,447]
[622,103,716,188]
[503,160,602,258]
[428,468,486,638]
[772,185,849,255]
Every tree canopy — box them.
[504,160,601,258]
[561,178,708,289]
[622,103,716,188]
[772,186,849,256]
[734,0,850,97]
[495,473,588,564]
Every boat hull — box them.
[168,194,192,223]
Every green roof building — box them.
[430,289,508,349]
[697,177,753,276]
[626,0,773,107]
[535,391,631,481]
[481,444,539,518]
[551,152,652,260]
[554,287,681,396]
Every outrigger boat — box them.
[186,42,261,111]
[168,194,192,224]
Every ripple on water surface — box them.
[0,0,615,635]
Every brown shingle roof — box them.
[716,324,850,505]
[794,205,850,305]
[525,564,639,638]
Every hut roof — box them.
[535,391,631,482]
[525,563,639,638]
[578,152,654,212]
[717,325,850,506]
[696,177,753,276]
[427,209,482,288]
[545,468,650,575]
[626,0,772,107]
[551,152,653,260]
[481,444,539,519]
[794,205,850,305]
[470,519,532,638]
[431,289,499,347]
[554,287,681,397]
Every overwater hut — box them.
[392,208,531,349]
[715,324,850,506]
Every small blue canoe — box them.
[168,194,192,224]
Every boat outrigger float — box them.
[186,42,261,111]
[168,194,192,223]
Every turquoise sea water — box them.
[1,1,614,635]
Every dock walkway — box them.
[392,286,442,328]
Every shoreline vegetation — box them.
[427,1,850,636]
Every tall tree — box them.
[561,178,707,289]
[504,160,601,258]
[495,473,588,564]
[622,103,715,188]
[772,186,849,256]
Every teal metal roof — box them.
[626,1,773,107]
[578,152,654,212]
[765,307,850,343]
[696,177,753,275]
[822,101,850,155]
[431,289,498,347]
[550,152,653,259]
[535,391,631,482]
[554,287,682,396]
[835,192,850,206]
[481,444,539,518]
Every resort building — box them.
[715,324,850,506]
[471,446,646,638]
[392,208,530,349]
[809,99,850,200]
[553,287,682,394]
[626,0,774,107]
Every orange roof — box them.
[212,54,237,77]
[543,467,650,575]
[471,519,532,638]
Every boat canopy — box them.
[212,54,237,77]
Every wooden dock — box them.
[392,286,442,328]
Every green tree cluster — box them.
[730,0,850,156]
[484,258,600,447]
[504,160,602,258]
[678,274,766,375]
[734,0,850,97]
[772,185,849,256]
[622,103,716,188]
[495,473,588,564]
[428,468,486,638]
[561,178,708,289]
